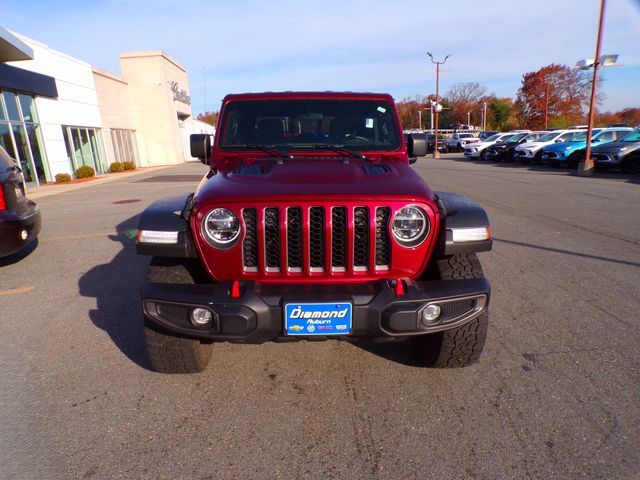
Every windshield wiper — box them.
[291,144,366,159]
[225,144,290,158]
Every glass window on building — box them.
[110,129,139,166]
[0,90,49,186]
[62,126,106,175]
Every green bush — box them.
[75,165,95,179]
[122,161,136,171]
[55,173,72,183]
[109,162,124,173]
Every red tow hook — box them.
[230,280,241,298]
[393,279,405,296]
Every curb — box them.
[27,165,173,200]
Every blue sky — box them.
[4,0,640,115]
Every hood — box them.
[518,141,545,149]
[194,157,435,206]
[545,140,585,151]
[591,140,640,153]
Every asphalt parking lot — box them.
[1,154,639,479]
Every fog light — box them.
[191,307,213,327]
[421,304,442,325]
[20,230,28,240]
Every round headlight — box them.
[202,208,240,248]
[392,206,429,247]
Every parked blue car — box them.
[541,128,633,168]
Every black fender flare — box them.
[136,194,198,258]
[435,192,492,255]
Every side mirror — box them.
[190,134,212,165]
[407,133,427,160]
[592,137,601,143]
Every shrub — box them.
[75,165,95,179]
[55,173,72,183]
[122,161,136,171]
[109,162,124,173]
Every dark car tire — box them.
[144,257,213,374]
[480,149,489,161]
[622,154,640,174]
[533,150,543,164]
[412,254,489,368]
[567,151,582,169]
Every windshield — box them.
[507,133,528,142]
[538,132,562,142]
[620,131,640,142]
[570,130,602,142]
[522,134,539,142]
[484,134,501,142]
[219,99,401,151]
[497,134,515,143]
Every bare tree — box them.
[444,82,489,126]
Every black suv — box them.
[592,129,640,174]
[0,146,41,257]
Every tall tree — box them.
[515,64,590,129]
[488,98,512,130]
[444,82,489,126]
[197,111,219,126]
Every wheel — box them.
[144,257,213,373]
[480,149,489,161]
[504,150,515,162]
[412,254,489,368]
[567,151,582,169]
[622,154,640,174]
[457,143,462,152]
[533,150,543,164]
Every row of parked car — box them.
[460,127,640,174]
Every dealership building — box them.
[0,25,213,188]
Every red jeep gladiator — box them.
[136,92,492,373]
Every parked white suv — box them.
[514,130,580,164]
[464,132,519,160]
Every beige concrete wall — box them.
[119,51,194,166]
[92,66,142,166]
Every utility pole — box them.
[418,110,422,130]
[544,81,550,129]
[579,0,606,177]
[467,111,470,128]
[483,101,487,131]
[427,52,451,158]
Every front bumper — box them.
[464,148,480,158]
[593,153,622,169]
[141,278,490,342]
[541,151,567,164]
[0,201,41,257]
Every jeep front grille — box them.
[241,205,392,276]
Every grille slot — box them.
[375,207,391,268]
[156,303,190,326]
[287,207,303,271]
[331,207,347,270]
[309,207,325,270]
[242,209,258,271]
[353,207,369,269]
[441,299,476,322]
[239,204,396,275]
[264,207,281,271]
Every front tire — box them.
[622,154,640,174]
[568,151,582,169]
[412,254,489,368]
[144,258,213,373]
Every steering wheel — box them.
[343,135,370,145]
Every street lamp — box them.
[427,52,451,158]
[575,0,621,176]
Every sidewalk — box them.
[27,165,173,200]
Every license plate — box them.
[285,302,352,335]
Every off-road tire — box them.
[144,257,213,373]
[412,254,489,368]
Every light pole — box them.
[427,52,451,158]
[579,0,606,177]
[544,81,550,129]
